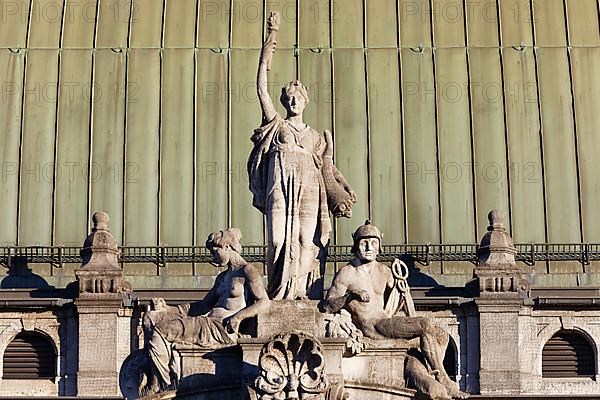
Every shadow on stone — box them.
[399,254,443,288]
[0,256,53,289]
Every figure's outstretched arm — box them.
[257,11,280,123]
[223,264,271,333]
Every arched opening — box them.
[443,336,458,381]
[542,329,595,378]
[3,331,56,380]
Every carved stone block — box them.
[256,300,327,339]
[342,339,414,400]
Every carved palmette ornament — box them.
[255,331,330,400]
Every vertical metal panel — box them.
[28,0,65,48]
[0,51,24,246]
[503,48,545,243]
[95,0,131,48]
[163,0,197,48]
[62,0,97,48]
[435,48,475,242]
[332,49,368,243]
[0,0,30,48]
[366,0,397,47]
[230,49,263,243]
[402,48,440,243]
[469,49,510,237]
[267,0,296,49]
[124,49,160,246]
[367,49,404,242]
[536,48,580,242]
[433,0,465,47]
[571,48,600,241]
[565,0,600,46]
[90,49,126,244]
[54,49,92,245]
[298,49,332,134]
[332,0,363,47]
[18,50,58,245]
[299,0,329,48]
[466,0,499,47]
[197,0,230,48]
[499,0,533,46]
[533,0,566,47]
[129,0,163,48]
[196,49,228,242]
[399,0,431,47]
[160,49,194,245]
[231,1,262,48]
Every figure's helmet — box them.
[351,220,383,254]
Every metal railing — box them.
[1,243,599,269]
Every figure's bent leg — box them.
[417,320,464,398]
[375,317,466,398]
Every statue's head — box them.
[206,228,243,267]
[280,80,309,116]
[351,220,383,262]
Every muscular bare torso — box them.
[327,261,393,335]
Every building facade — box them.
[0,0,599,398]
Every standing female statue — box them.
[248,11,356,300]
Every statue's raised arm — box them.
[257,11,280,123]
[248,9,356,301]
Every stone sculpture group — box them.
[130,11,468,400]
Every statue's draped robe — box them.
[144,304,235,387]
[248,114,331,299]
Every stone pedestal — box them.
[342,340,415,400]
[256,299,327,338]
[76,300,132,396]
[240,336,348,400]
[471,211,528,395]
[175,344,242,399]
[476,299,523,395]
[74,212,132,396]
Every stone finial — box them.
[76,211,130,296]
[92,211,110,231]
[478,210,516,267]
[488,209,503,230]
[473,210,528,297]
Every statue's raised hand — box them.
[262,12,280,69]
[267,11,281,32]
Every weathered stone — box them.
[323,221,466,399]
[252,331,331,400]
[137,228,270,397]
[76,211,131,298]
[472,210,529,298]
[248,11,356,300]
[75,212,133,397]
